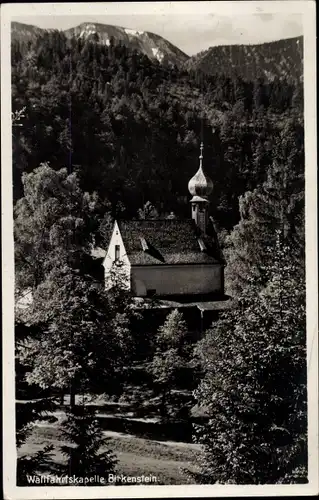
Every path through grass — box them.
[18,424,201,485]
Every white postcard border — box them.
[1,2,318,498]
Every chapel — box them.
[101,143,230,326]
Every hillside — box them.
[11,21,189,67]
[11,22,303,81]
[11,21,50,42]
[11,28,304,233]
[184,36,303,82]
[12,19,307,490]
[64,22,189,67]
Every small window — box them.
[115,244,120,261]
[146,289,156,297]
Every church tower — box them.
[188,142,213,234]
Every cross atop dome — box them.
[100,136,225,306]
[188,141,214,202]
[187,141,214,234]
[199,141,204,165]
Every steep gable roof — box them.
[117,219,223,266]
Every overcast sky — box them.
[14,12,303,56]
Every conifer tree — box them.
[224,122,304,298]
[17,445,55,485]
[150,309,191,421]
[16,365,56,484]
[12,29,302,217]
[15,318,58,485]
[60,405,117,479]
[193,233,307,484]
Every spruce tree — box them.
[193,234,307,484]
[224,121,304,298]
[60,405,117,480]
[150,309,191,421]
[16,358,56,484]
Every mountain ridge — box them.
[11,21,303,80]
[184,36,303,81]
[11,21,189,67]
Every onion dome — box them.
[188,142,213,200]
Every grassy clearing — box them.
[18,424,201,485]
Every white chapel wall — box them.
[103,221,131,290]
[131,264,222,296]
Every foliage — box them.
[185,37,303,84]
[16,397,56,450]
[224,120,304,297]
[16,368,57,485]
[16,317,58,486]
[12,32,303,229]
[14,164,106,293]
[193,234,307,484]
[97,210,113,248]
[17,445,55,485]
[12,106,26,126]
[149,310,193,421]
[155,309,189,350]
[59,405,117,479]
[17,264,136,401]
[138,201,159,220]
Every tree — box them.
[97,210,113,248]
[149,309,191,421]
[17,264,136,407]
[14,164,101,295]
[60,405,117,479]
[193,234,307,484]
[12,29,302,224]
[15,161,137,403]
[224,122,304,298]
[12,106,26,126]
[253,77,268,111]
[15,317,59,485]
[14,167,135,480]
[12,106,29,200]
[16,386,56,485]
[137,200,159,220]
[17,445,55,486]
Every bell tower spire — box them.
[188,141,213,234]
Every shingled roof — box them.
[118,219,223,266]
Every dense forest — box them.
[12,29,304,233]
[12,27,306,486]
[186,36,303,82]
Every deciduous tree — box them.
[14,164,101,294]
[17,265,136,407]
